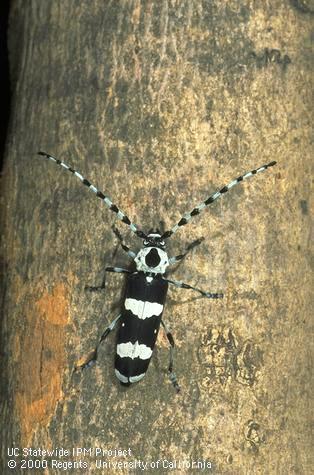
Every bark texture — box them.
[1,1,312,474]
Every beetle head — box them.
[143,229,166,250]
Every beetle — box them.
[38,151,276,391]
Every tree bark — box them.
[1,1,312,474]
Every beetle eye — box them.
[143,240,149,246]
[160,240,165,246]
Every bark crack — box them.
[39,321,44,398]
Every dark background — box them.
[0,1,10,170]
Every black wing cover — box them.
[115,272,168,383]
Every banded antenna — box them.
[38,151,147,239]
[161,161,277,239]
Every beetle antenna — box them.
[161,161,276,239]
[38,151,146,238]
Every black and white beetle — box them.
[38,151,276,391]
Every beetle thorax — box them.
[134,247,169,274]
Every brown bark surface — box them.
[1,1,312,474]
